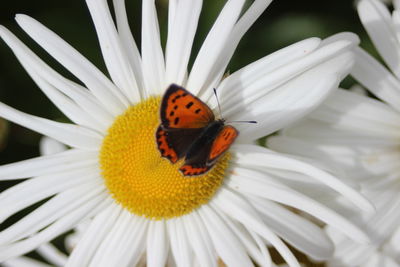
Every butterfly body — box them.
[156,84,238,176]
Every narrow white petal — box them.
[39,137,67,155]
[19,60,102,130]
[351,47,400,112]
[0,187,108,262]
[0,25,114,128]
[212,188,300,267]
[358,0,400,78]
[182,213,217,267]
[0,168,99,224]
[167,218,193,267]
[165,0,202,85]
[0,26,114,131]
[147,221,168,267]
[217,211,272,267]
[37,243,68,266]
[114,214,148,267]
[238,52,353,140]
[0,102,102,149]
[198,205,253,267]
[66,202,122,267]
[316,88,400,131]
[15,15,129,116]
[233,144,374,213]
[187,0,246,96]
[226,167,370,244]
[0,181,105,246]
[0,149,97,180]
[215,37,320,106]
[248,196,333,261]
[141,0,165,96]
[201,0,273,97]
[112,0,145,93]
[2,256,52,267]
[86,0,141,103]
[89,210,142,267]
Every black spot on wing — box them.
[186,102,194,109]
[174,117,180,125]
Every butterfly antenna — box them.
[213,88,223,119]
[226,120,258,124]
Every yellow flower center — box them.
[99,96,230,219]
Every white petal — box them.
[312,88,400,133]
[66,203,122,267]
[0,102,102,150]
[0,181,105,246]
[39,137,67,156]
[217,211,272,267]
[226,166,370,244]
[358,0,400,78]
[2,256,52,267]
[212,188,300,267]
[37,243,67,266]
[15,15,129,116]
[19,60,103,131]
[165,0,202,85]
[351,47,400,112]
[233,144,374,213]
[89,210,145,267]
[0,149,97,180]
[200,0,273,99]
[198,205,253,267]
[248,196,333,261]
[182,213,217,267]
[86,0,141,103]
[0,168,99,224]
[141,0,165,96]
[0,187,108,262]
[0,25,114,129]
[187,0,246,96]
[167,218,193,267]
[146,220,168,267]
[214,37,321,107]
[112,0,144,92]
[233,51,353,140]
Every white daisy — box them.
[268,0,400,266]
[0,0,373,266]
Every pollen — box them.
[99,97,230,219]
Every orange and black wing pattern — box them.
[208,125,238,164]
[160,84,214,129]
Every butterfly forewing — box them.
[160,84,214,129]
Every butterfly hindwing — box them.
[160,84,214,129]
[155,126,179,163]
[207,125,238,164]
[162,127,205,161]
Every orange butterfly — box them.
[156,84,239,176]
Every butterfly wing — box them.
[156,126,204,163]
[207,125,238,165]
[160,84,214,129]
[179,124,238,176]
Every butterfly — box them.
[156,84,239,176]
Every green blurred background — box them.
[0,0,378,265]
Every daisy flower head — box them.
[0,0,373,266]
[268,0,400,265]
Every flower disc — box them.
[100,97,230,219]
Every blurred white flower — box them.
[268,0,400,266]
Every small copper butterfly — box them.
[156,84,239,176]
